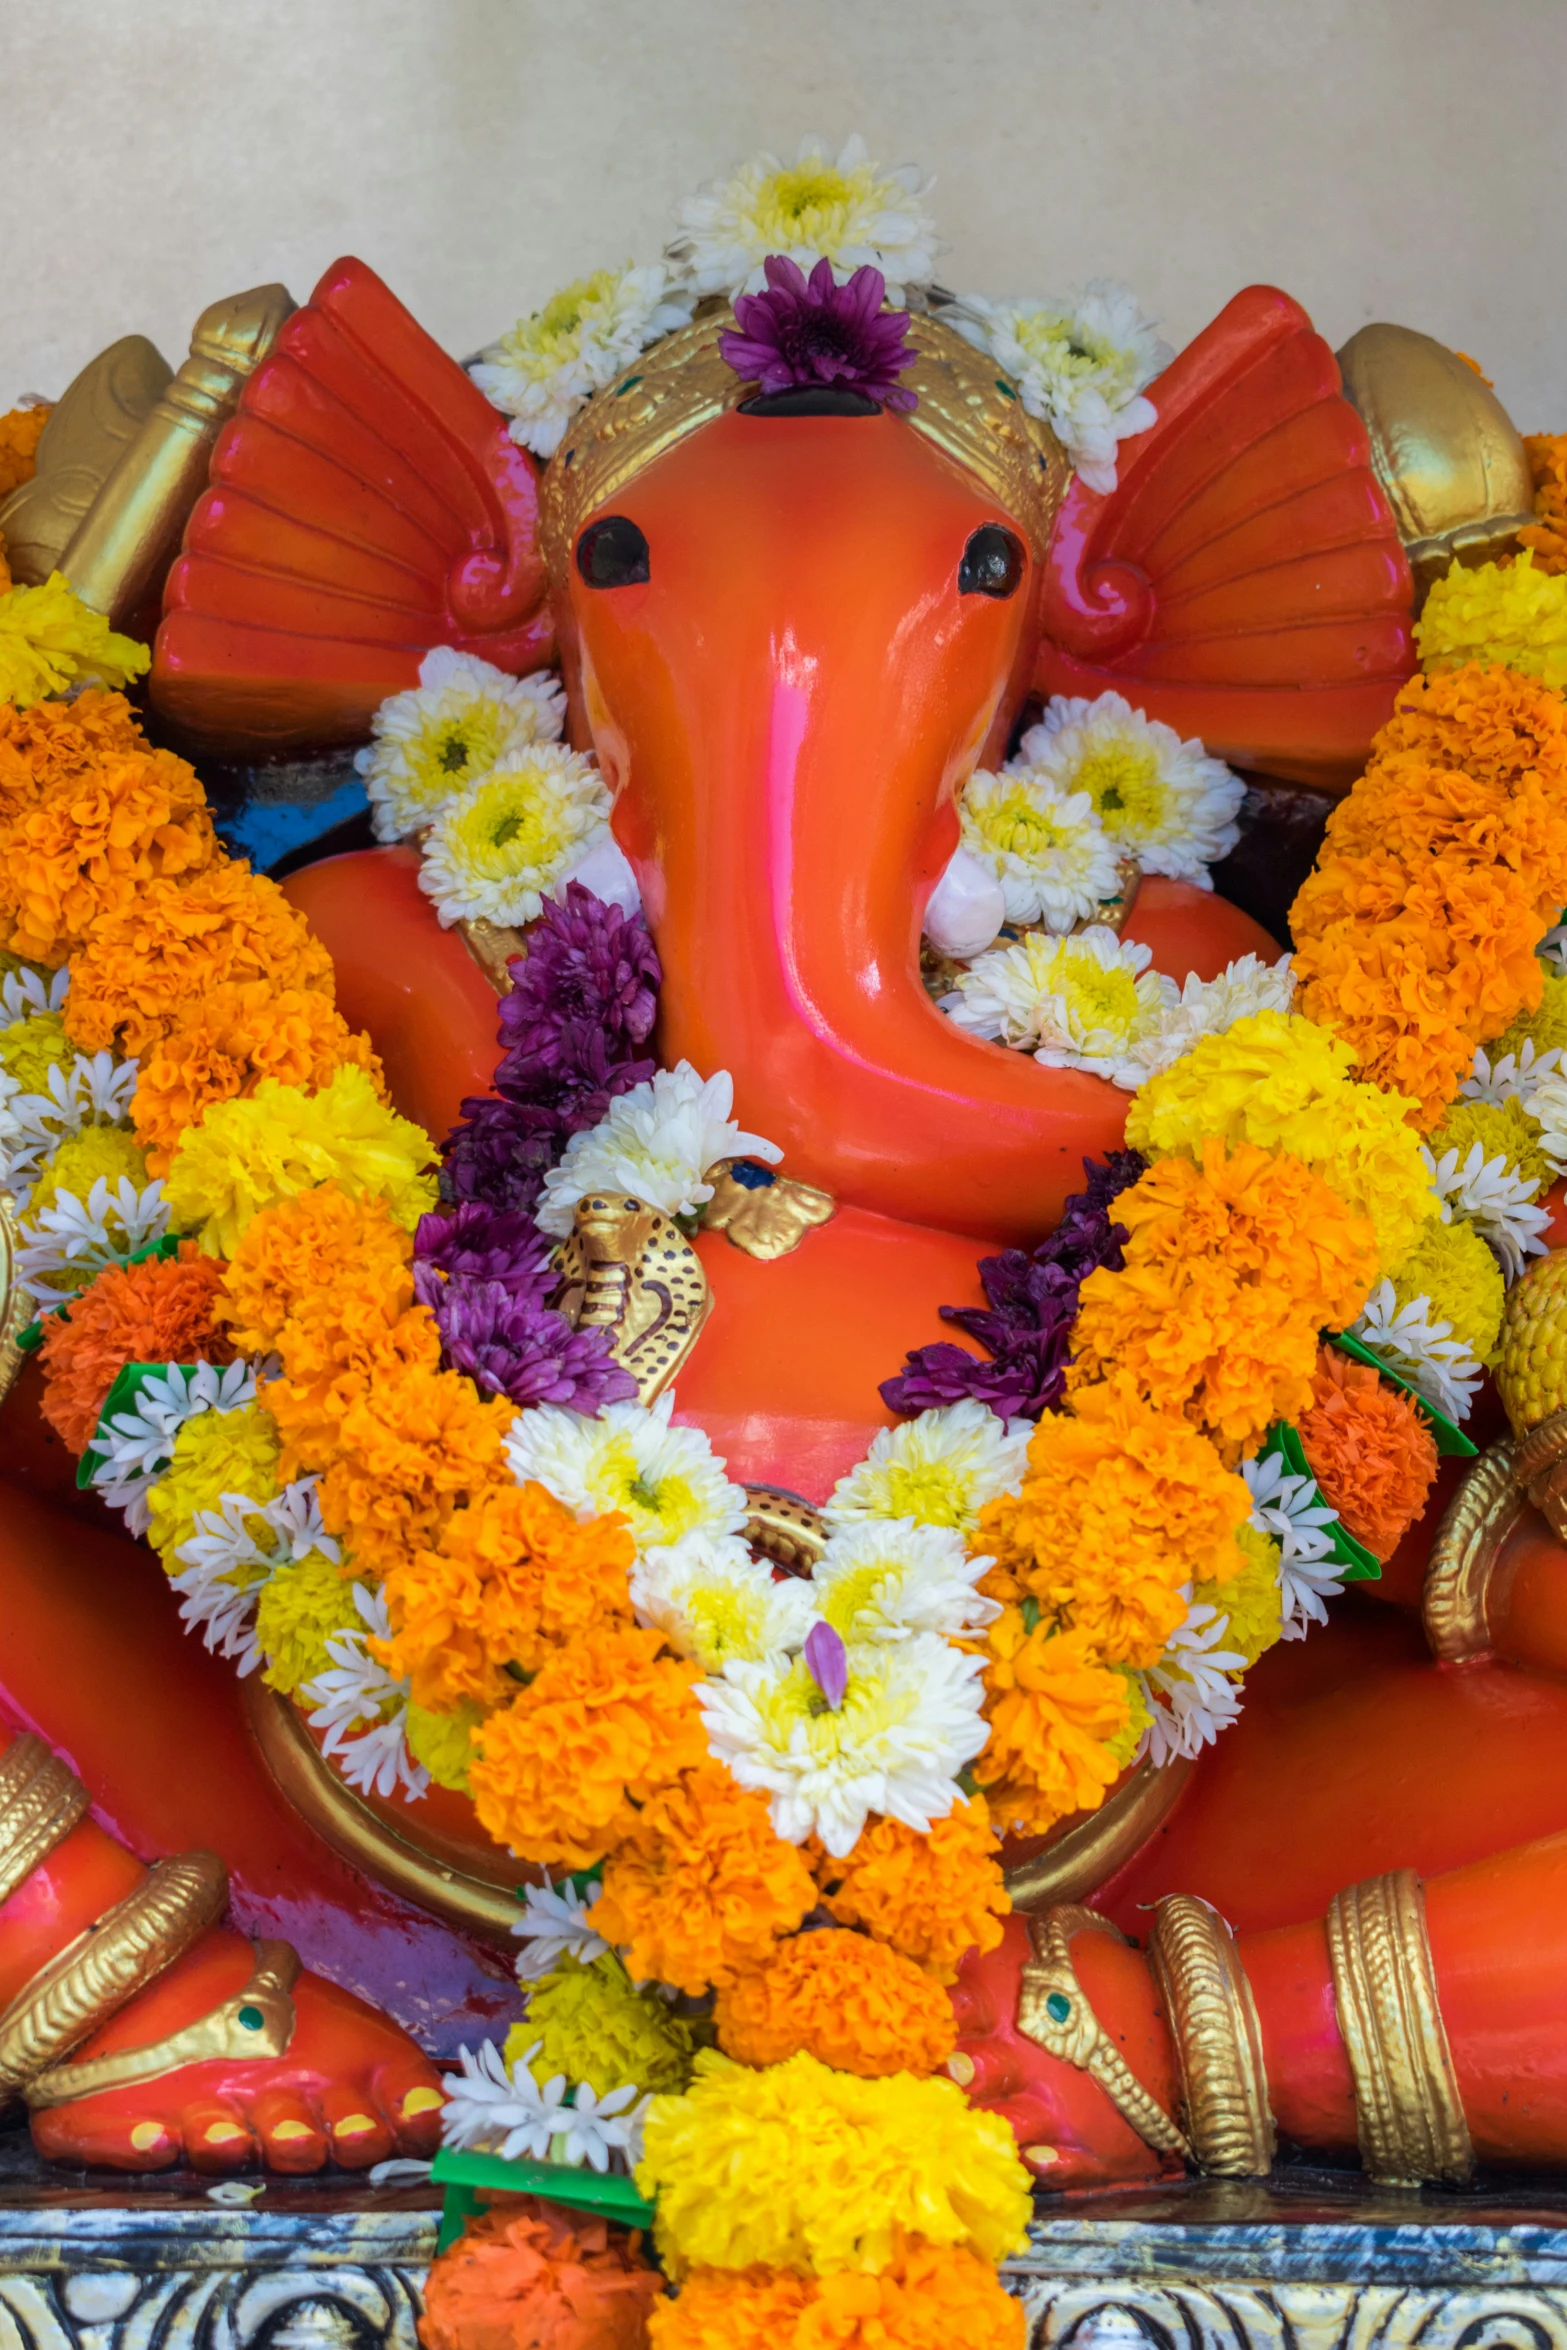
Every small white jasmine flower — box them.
[1464,1037,1565,1111]
[303,1586,428,1802]
[417,744,612,930]
[506,1390,748,1550]
[1140,1599,1247,1764]
[949,282,1169,493]
[1422,1138,1552,1283]
[556,2079,650,2174]
[825,1399,1031,1538]
[261,1475,341,1565]
[958,768,1120,933]
[18,1176,169,1303]
[0,1053,139,1204]
[168,1516,271,1678]
[942,923,1176,1088]
[811,1518,1000,1645]
[1351,1279,1481,1425]
[0,966,69,1023]
[472,266,694,461]
[1019,693,1244,883]
[669,134,938,302]
[356,648,567,843]
[441,2040,567,2161]
[631,1532,816,1671]
[1241,1451,1344,1639]
[535,1062,780,1237]
[1516,1068,1567,1182]
[511,1879,611,1982]
[90,1358,258,1486]
[1539,920,1567,977]
[1139,954,1297,1078]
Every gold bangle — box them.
[1422,1439,1521,1663]
[27,1937,298,2111]
[0,1737,91,1912]
[1018,1904,1191,2164]
[0,1850,227,2105]
[1149,1893,1275,2177]
[1326,1867,1473,2186]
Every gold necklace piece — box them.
[1326,1867,1472,2186]
[1017,1903,1191,2162]
[1149,1892,1276,2176]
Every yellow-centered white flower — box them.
[1020,693,1244,884]
[356,649,566,843]
[631,1533,816,1672]
[417,746,611,929]
[949,282,1168,494]
[825,1399,1030,1538]
[669,134,938,302]
[506,1391,748,1551]
[535,1062,780,1237]
[943,924,1176,1088]
[471,266,694,461]
[810,1519,1000,1645]
[959,767,1121,933]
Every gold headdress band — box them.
[538,309,1069,580]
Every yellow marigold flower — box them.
[218,1181,416,1355]
[714,1928,956,2077]
[974,1615,1130,1838]
[405,1699,486,1794]
[813,1795,1009,1984]
[0,744,216,965]
[636,2049,1032,2279]
[255,1550,356,1695]
[647,2246,1026,2350]
[0,404,50,502]
[0,572,149,710]
[588,1759,818,1996]
[1069,1141,1380,1460]
[0,1008,72,1095]
[1416,552,1567,690]
[1195,1523,1282,1669]
[506,1951,700,2098]
[1487,971,1567,1064]
[163,1064,437,1259]
[145,1403,281,1572]
[132,980,386,1172]
[1390,1212,1506,1366]
[1125,1010,1434,1276]
[1429,1095,1555,1200]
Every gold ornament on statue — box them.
[0,336,172,585]
[555,1193,711,1404]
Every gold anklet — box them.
[0,1850,227,2104]
[28,1936,299,2110]
[1326,1867,1472,2186]
[1017,1904,1191,2162]
[0,1737,91,1912]
[1149,1893,1275,2177]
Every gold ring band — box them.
[0,1737,92,1913]
[1149,1893,1275,2177]
[1326,1867,1472,2186]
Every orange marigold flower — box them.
[713,1927,956,2078]
[38,1244,232,1453]
[310,1363,515,1579]
[1068,1140,1379,1460]
[978,1379,1251,1667]
[469,1625,707,1870]
[421,2196,664,2350]
[589,1760,818,1995]
[813,1795,1009,1983]
[132,981,386,1171]
[1374,660,1567,796]
[218,1182,415,1355]
[1298,1347,1438,1562]
[1520,433,1567,576]
[0,745,217,964]
[0,690,146,828]
[263,1296,442,1476]
[647,2242,1025,2350]
[380,1479,635,1711]
[0,405,49,502]
[973,1616,1131,1839]
[61,861,334,1057]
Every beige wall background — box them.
[3,0,1563,436]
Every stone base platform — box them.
[9,2123,1567,2350]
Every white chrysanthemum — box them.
[1019,693,1244,883]
[958,767,1120,932]
[18,1176,169,1303]
[1517,1069,1567,1181]
[1241,1450,1344,1640]
[356,648,567,843]
[825,1399,1030,1538]
[669,133,938,302]
[506,1389,748,1550]
[89,1358,258,1487]
[942,923,1176,1088]
[631,1532,816,1671]
[261,1475,342,1566]
[949,282,1169,493]
[471,266,694,461]
[1422,1138,1552,1284]
[1464,1037,1565,1112]
[1539,919,1567,977]
[1140,1598,1247,1765]
[168,1541,268,1677]
[698,1631,989,1857]
[511,1879,611,1983]
[810,1518,1000,1645]
[1140,954,1297,1079]
[535,1062,780,1237]
[1352,1278,1481,1425]
[417,744,611,929]
[0,965,68,1024]
[303,1585,428,1803]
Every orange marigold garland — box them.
[647,2242,1025,2350]
[0,743,218,965]
[419,2197,664,2350]
[974,1618,1135,1838]
[37,1246,234,1452]
[1297,1347,1439,1561]
[308,1361,516,1578]
[1520,432,1567,575]
[713,1927,957,2077]
[132,980,387,1170]
[0,403,50,502]
[813,1795,1009,1982]
[217,1183,417,1354]
[0,691,148,824]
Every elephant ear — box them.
[1034,285,1413,791]
[151,257,552,754]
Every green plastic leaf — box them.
[77,1358,195,1491]
[431,2144,653,2246]
[1329,1330,1477,1459]
[1270,1422,1382,1583]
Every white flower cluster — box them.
[441,2037,649,2173]
[1351,1280,1482,1426]
[1240,1450,1347,1640]
[949,282,1171,494]
[18,1174,169,1305]
[534,1062,780,1237]
[1423,1136,1553,1285]
[302,1582,428,1803]
[89,1360,260,1535]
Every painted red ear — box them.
[1034,286,1414,791]
[151,258,553,754]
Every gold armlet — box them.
[1017,1904,1191,2163]
[0,1737,91,1911]
[1149,1894,1275,2177]
[1326,1867,1472,2186]
[1422,1438,1521,1662]
[0,1850,227,2105]
[27,1937,299,2111]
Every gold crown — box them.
[538,308,1068,578]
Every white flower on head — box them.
[825,1399,1031,1538]
[441,2040,568,2162]
[303,1585,428,1803]
[811,1518,1000,1645]
[1241,1451,1344,1639]
[1140,954,1297,1078]
[535,1062,780,1237]
[0,965,68,1024]
[1140,1598,1247,1765]
[698,1631,988,1856]
[1516,1069,1567,1182]
[1020,694,1244,883]
[1422,1138,1552,1284]
[417,744,611,930]
[942,923,1175,1088]
[471,266,694,461]
[356,648,567,843]
[506,1389,748,1550]
[1464,1037,1565,1112]
[631,1532,815,1671]
[511,1878,611,1983]
[949,283,1170,493]
[18,1176,169,1303]
[1351,1279,1481,1426]
[958,768,1120,933]
[669,134,937,302]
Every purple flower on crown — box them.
[720,258,919,412]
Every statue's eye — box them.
[577,515,650,588]
[959,525,1025,599]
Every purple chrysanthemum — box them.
[430,1273,636,1412]
[880,1152,1146,1421]
[412,1202,556,1304]
[719,257,919,412]
[500,883,660,1062]
[442,1094,565,1218]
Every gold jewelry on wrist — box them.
[1326,1867,1472,2186]
[27,1937,299,2111]
[0,1737,91,1912]
[1017,1903,1191,2163]
[1149,1893,1275,2176]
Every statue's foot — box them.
[27,1927,445,2175]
